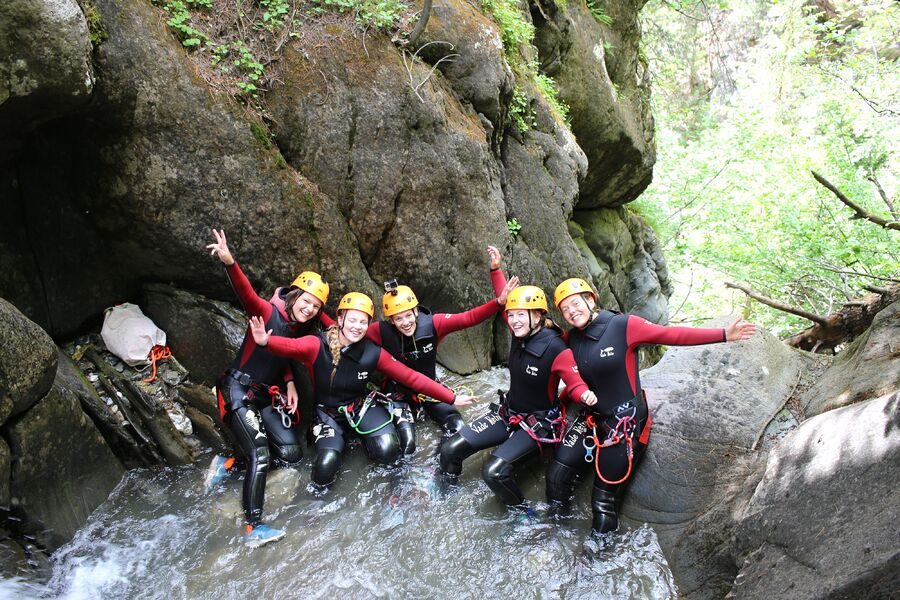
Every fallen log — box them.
[85,348,194,465]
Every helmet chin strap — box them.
[526,311,543,336]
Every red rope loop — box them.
[143,345,172,383]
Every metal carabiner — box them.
[583,435,596,463]
[275,404,292,429]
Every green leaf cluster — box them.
[310,0,409,29]
[637,0,899,337]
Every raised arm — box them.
[433,299,502,339]
[207,228,271,318]
[249,316,321,366]
[626,315,730,348]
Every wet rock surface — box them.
[0,298,58,425]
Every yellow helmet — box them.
[554,278,596,308]
[382,285,419,317]
[337,292,375,318]
[291,271,329,305]
[506,285,548,313]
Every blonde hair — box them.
[324,325,342,378]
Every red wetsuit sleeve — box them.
[376,350,455,403]
[319,313,335,328]
[433,299,502,340]
[491,268,507,297]
[263,335,322,367]
[366,323,383,345]
[226,262,272,320]
[552,349,589,402]
[625,315,726,348]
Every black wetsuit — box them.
[215,262,318,525]
[439,326,589,506]
[547,310,726,534]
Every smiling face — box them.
[291,291,323,323]
[507,309,543,338]
[338,309,370,344]
[559,294,595,329]
[389,309,417,337]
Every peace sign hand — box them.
[206,228,235,266]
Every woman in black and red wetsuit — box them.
[249,292,477,488]
[370,246,517,454]
[439,285,597,507]
[206,228,329,547]
[548,278,757,536]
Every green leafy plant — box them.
[507,217,522,238]
[258,0,291,30]
[310,0,408,29]
[232,41,265,99]
[509,86,536,132]
[586,0,613,25]
[534,72,570,122]
[158,0,209,48]
[82,0,108,47]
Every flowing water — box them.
[2,368,676,599]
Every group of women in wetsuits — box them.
[204,228,756,547]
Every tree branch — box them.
[725,281,828,324]
[812,170,900,231]
[867,174,898,221]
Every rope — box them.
[339,392,394,435]
[142,345,172,383]
[584,414,635,485]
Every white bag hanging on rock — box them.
[101,303,167,367]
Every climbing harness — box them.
[582,399,652,485]
[508,407,567,445]
[339,391,395,435]
[142,345,172,383]
[494,389,567,447]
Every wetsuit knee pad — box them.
[273,444,303,466]
[591,486,619,535]
[312,448,342,486]
[439,434,475,477]
[482,455,524,506]
[366,433,401,465]
[443,414,465,436]
[396,422,416,455]
[546,460,580,504]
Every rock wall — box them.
[0,0,665,371]
[629,304,900,599]
[1,299,124,555]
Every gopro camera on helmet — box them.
[384,278,399,295]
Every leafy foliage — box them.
[637,0,899,336]
[507,217,523,238]
[585,0,613,25]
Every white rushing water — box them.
[3,368,677,600]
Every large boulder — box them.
[268,19,509,372]
[800,300,899,417]
[531,0,655,207]
[729,392,900,599]
[0,297,58,425]
[625,322,810,598]
[4,365,124,550]
[0,0,94,153]
[142,283,245,387]
[416,0,514,127]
